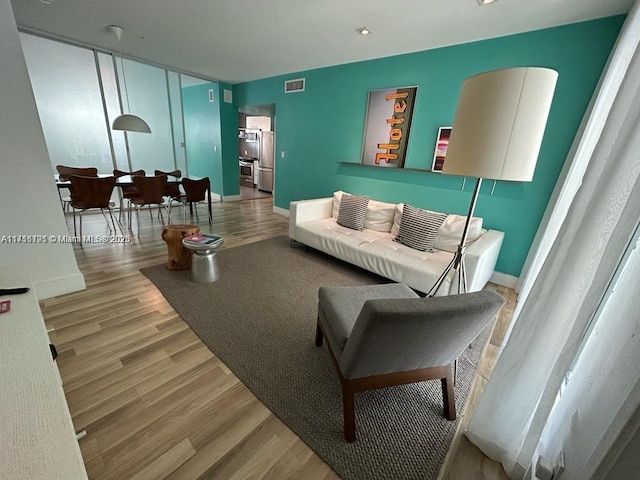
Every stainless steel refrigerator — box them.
[258,131,274,193]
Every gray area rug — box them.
[141,235,489,480]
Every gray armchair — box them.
[316,283,505,442]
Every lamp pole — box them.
[427,177,482,297]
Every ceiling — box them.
[11,0,634,84]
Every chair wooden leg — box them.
[315,319,323,346]
[441,363,456,421]
[342,381,357,442]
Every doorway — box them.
[238,104,276,201]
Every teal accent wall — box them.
[183,82,238,197]
[183,83,221,191]
[218,82,239,197]
[233,16,624,277]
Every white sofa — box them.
[289,192,504,296]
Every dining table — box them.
[54,174,212,224]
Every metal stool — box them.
[182,235,224,283]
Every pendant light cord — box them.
[120,54,131,114]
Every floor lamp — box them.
[427,67,558,296]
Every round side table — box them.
[161,224,200,270]
[182,234,224,283]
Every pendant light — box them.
[108,25,151,134]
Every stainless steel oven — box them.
[239,157,256,187]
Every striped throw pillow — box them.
[395,204,447,251]
[337,194,370,231]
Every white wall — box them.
[534,236,640,479]
[0,0,85,298]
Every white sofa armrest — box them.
[454,229,505,293]
[289,198,333,240]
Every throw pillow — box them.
[337,194,370,231]
[433,214,484,253]
[395,204,447,252]
[363,199,396,232]
[332,190,346,219]
[390,202,405,237]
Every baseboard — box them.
[273,206,289,217]
[489,271,518,289]
[222,194,241,202]
[209,191,221,201]
[32,272,86,300]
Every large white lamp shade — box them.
[442,67,558,182]
[112,114,151,133]
[428,67,557,296]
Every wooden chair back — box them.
[182,177,210,203]
[56,165,98,182]
[132,175,167,205]
[69,175,117,209]
[113,169,145,178]
[154,170,182,197]
[154,169,181,178]
[113,169,145,197]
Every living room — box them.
[2,0,640,479]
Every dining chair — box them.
[129,175,171,231]
[68,175,122,241]
[154,169,182,202]
[56,165,98,214]
[113,169,145,220]
[168,177,212,224]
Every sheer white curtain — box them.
[465,3,640,477]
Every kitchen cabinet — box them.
[246,116,271,131]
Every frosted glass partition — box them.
[98,53,129,172]
[118,58,175,173]
[20,33,114,173]
[168,71,187,176]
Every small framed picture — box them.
[432,127,452,172]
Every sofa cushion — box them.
[333,191,395,232]
[395,204,447,252]
[391,203,485,252]
[391,202,405,237]
[433,214,484,253]
[363,199,396,232]
[332,190,345,218]
[337,194,369,231]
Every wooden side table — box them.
[161,224,200,270]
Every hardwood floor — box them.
[41,198,511,479]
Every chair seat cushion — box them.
[318,283,418,353]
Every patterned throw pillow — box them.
[395,204,447,251]
[337,194,370,231]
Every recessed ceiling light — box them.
[356,27,372,36]
[477,0,497,5]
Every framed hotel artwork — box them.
[361,86,417,168]
[431,126,452,172]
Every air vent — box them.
[284,78,305,93]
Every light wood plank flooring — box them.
[41,198,511,480]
